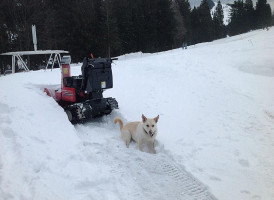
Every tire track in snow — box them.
[74,114,217,200]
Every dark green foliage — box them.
[213,1,226,39]
[61,0,109,60]
[113,0,176,53]
[228,0,272,35]
[174,0,192,44]
[228,0,246,35]
[255,0,272,28]
[0,0,272,66]
[0,0,176,62]
[190,0,214,43]
[190,7,201,44]
[272,11,274,25]
[0,0,48,52]
[244,0,255,30]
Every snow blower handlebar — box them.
[110,58,118,62]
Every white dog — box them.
[114,114,159,153]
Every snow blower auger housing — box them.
[44,55,118,123]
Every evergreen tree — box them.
[101,0,121,57]
[112,0,176,53]
[0,1,10,53]
[244,0,255,30]
[155,0,176,51]
[213,0,226,39]
[255,0,272,28]
[55,0,108,60]
[227,0,271,35]
[174,0,192,44]
[0,0,48,52]
[272,11,274,25]
[198,0,214,42]
[228,0,246,36]
[171,0,187,47]
[112,0,137,54]
[190,7,201,44]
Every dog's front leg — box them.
[138,139,143,152]
[150,141,156,154]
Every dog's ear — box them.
[142,114,147,123]
[154,115,159,123]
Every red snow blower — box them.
[44,55,118,123]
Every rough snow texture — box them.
[1,28,274,200]
[75,120,216,200]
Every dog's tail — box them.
[114,117,123,130]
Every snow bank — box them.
[117,52,152,61]
[0,70,82,199]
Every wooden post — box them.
[12,55,15,73]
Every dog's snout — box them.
[149,130,154,137]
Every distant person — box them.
[182,42,187,49]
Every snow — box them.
[1,27,274,200]
[211,2,231,26]
[117,52,152,61]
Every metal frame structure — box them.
[0,50,69,73]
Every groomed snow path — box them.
[75,116,217,200]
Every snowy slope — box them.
[1,28,274,200]
[211,2,231,25]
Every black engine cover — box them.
[84,58,113,93]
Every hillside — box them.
[1,28,274,200]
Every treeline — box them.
[228,0,272,35]
[0,0,273,63]
[0,0,177,61]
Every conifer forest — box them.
[0,0,273,64]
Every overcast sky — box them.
[189,0,274,10]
